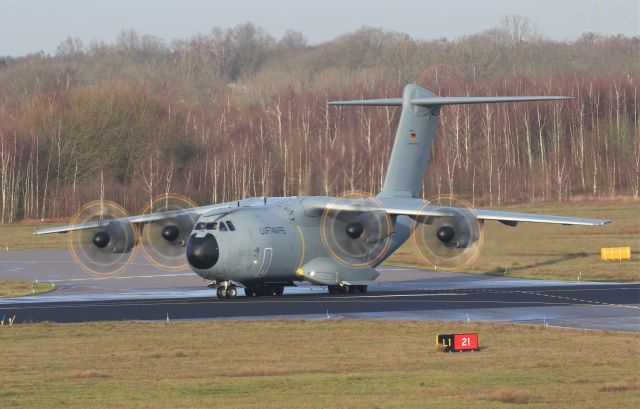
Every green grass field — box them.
[387,200,639,282]
[0,320,638,408]
[0,279,55,298]
[0,221,68,251]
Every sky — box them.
[0,0,638,56]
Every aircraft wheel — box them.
[226,286,238,299]
[216,286,227,299]
[244,287,255,297]
[254,287,265,297]
[274,285,284,296]
[349,286,360,294]
[265,286,276,296]
[328,285,338,294]
[339,285,350,294]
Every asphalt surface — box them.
[1,250,638,330]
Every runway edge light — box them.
[437,333,479,352]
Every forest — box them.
[0,17,638,222]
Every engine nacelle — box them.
[156,214,198,246]
[91,220,136,253]
[436,208,481,248]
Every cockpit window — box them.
[219,222,228,231]
[226,221,236,231]
[205,222,217,230]
[195,222,206,230]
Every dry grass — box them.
[488,388,531,404]
[387,200,640,282]
[74,370,111,379]
[0,221,68,251]
[0,279,56,297]
[599,379,640,393]
[0,320,638,408]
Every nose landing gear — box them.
[216,282,238,299]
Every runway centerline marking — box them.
[325,293,467,299]
[514,290,640,310]
[45,273,195,282]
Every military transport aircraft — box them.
[35,84,609,299]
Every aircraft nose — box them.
[186,233,219,269]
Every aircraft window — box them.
[226,221,236,231]
[205,222,217,230]
[195,222,206,230]
[219,222,228,231]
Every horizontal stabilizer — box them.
[329,96,570,107]
[410,95,571,106]
[329,98,403,106]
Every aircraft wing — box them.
[319,198,610,226]
[471,209,609,226]
[33,204,233,235]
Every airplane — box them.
[35,84,610,300]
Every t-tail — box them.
[329,84,570,198]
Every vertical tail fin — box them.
[329,84,569,198]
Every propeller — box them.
[320,191,393,268]
[138,193,198,271]
[410,195,484,271]
[68,200,137,277]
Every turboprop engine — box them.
[89,220,136,253]
[431,207,481,249]
[411,197,484,271]
[67,200,138,276]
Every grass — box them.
[0,320,638,408]
[0,220,68,251]
[0,279,55,298]
[387,199,640,282]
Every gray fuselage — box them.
[186,196,413,287]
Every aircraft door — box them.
[255,247,272,277]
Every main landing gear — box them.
[327,284,367,295]
[244,284,285,297]
[215,282,285,300]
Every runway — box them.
[1,250,638,330]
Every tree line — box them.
[0,18,638,222]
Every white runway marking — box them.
[0,260,158,267]
[46,273,195,282]
[517,290,640,310]
[326,293,467,299]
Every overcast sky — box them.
[0,0,638,56]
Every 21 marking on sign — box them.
[437,333,479,352]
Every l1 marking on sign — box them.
[437,333,479,352]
